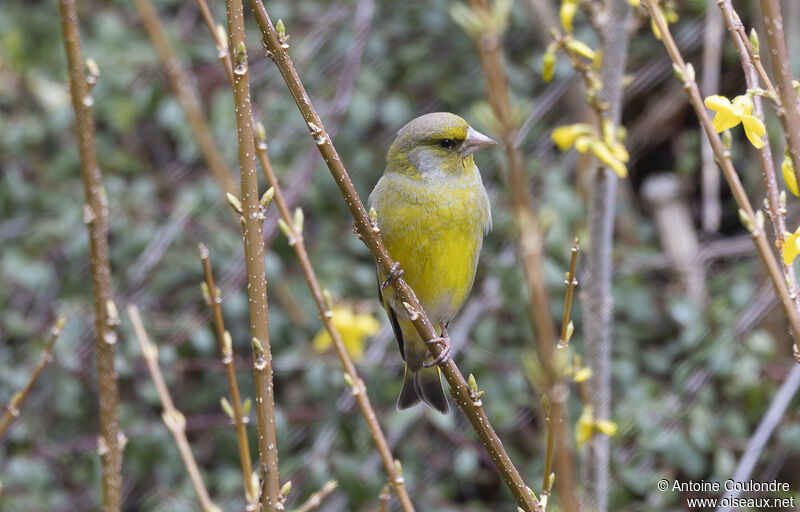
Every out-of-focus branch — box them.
[700,0,724,231]
[255,137,416,512]
[293,480,338,512]
[198,244,257,506]
[224,0,281,509]
[128,306,221,512]
[643,0,800,353]
[58,2,124,509]
[0,317,66,439]
[457,1,579,510]
[718,0,800,312]
[758,0,800,188]
[133,0,237,196]
[248,4,540,510]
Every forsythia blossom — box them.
[312,305,380,362]
[552,122,629,178]
[783,227,800,266]
[783,153,798,197]
[704,95,766,149]
[575,406,618,448]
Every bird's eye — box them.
[439,139,455,150]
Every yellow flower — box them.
[542,50,556,83]
[560,0,579,33]
[783,227,800,266]
[576,406,594,448]
[783,154,798,197]
[590,140,628,178]
[312,305,380,362]
[704,95,766,149]
[595,419,618,437]
[552,123,594,151]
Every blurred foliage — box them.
[2,0,800,510]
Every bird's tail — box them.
[397,364,449,414]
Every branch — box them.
[758,0,800,188]
[198,244,257,507]
[223,0,281,509]
[133,0,238,196]
[642,0,800,352]
[559,240,579,348]
[248,4,540,510]
[0,317,66,439]
[58,1,123,509]
[127,306,221,512]
[459,1,579,509]
[292,480,338,512]
[717,0,800,312]
[255,135,416,511]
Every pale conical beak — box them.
[459,126,497,157]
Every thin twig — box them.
[256,137,416,512]
[717,0,800,312]
[127,305,221,512]
[559,239,579,348]
[0,317,66,439]
[377,484,392,512]
[292,480,338,512]
[249,4,540,510]
[224,0,281,509]
[198,244,257,507]
[758,0,800,187]
[642,0,800,352]
[58,2,123,509]
[133,0,237,196]
[540,396,556,510]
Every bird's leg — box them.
[381,262,403,290]
[424,321,452,367]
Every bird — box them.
[369,112,495,413]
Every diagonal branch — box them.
[0,317,66,439]
[256,138,416,511]
[249,3,540,510]
[642,0,800,353]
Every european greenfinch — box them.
[369,112,495,413]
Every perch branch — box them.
[293,480,338,512]
[256,139,416,512]
[248,3,540,510]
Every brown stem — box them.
[0,317,66,439]
[718,0,800,312]
[58,2,123,509]
[224,0,280,509]
[464,2,582,510]
[195,0,236,86]
[248,3,540,510]
[758,0,800,188]
[133,0,237,196]
[643,0,800,352]
[256,142,416,512]
[293,480,338,512]
[198,244,257,506]
[559,239,580,348]
[128,306,220,512]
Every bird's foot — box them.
[424,322,452,367]
[381,262,403,290]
